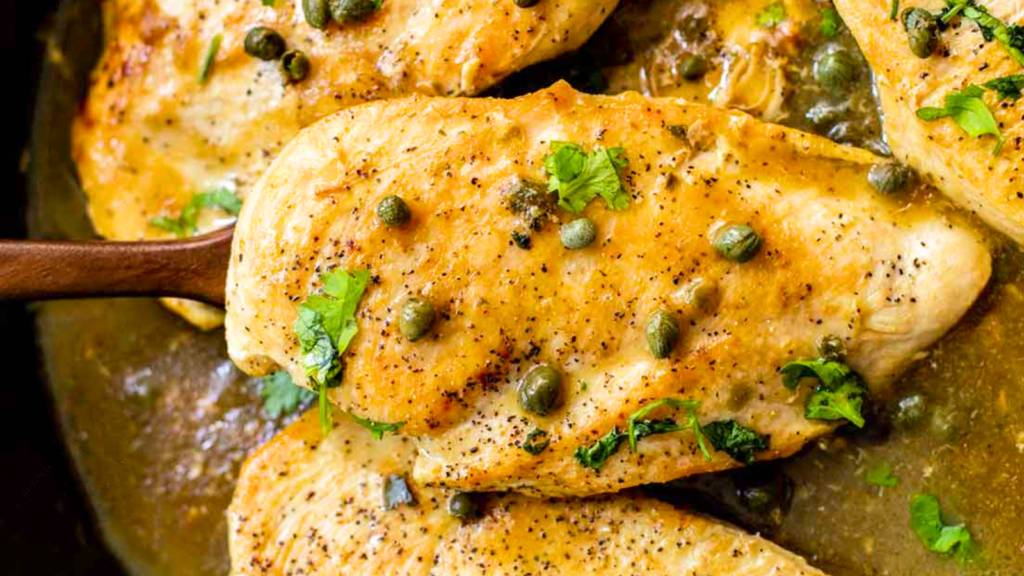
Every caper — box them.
[281,50,311,84]
[674,277,717,312]
[813,45,857,94]
[738,485,775,512]
[303,0,330,29]
[377,195,411,227]
[329,0,378,23]
[511,230,531,250]
[868,162,915,195]
[559,218,597,249]
[446,492,477,519]
[902,7,938,59]
[817,334,846,362]
[514,0,540,7]
[712,224,761,263]
[244,27,286,61]
[645,310,680,359]
[518,364,562,416]
[891,394,926,429]
[678,54,708,81]
[399,297,435,341]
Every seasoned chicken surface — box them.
[834,0,1024,243]
[225,83,991,496]
[72,0,617,327]
[228,411,830,576]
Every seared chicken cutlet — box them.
[72,0,618,327]
[228,411,831,576]
[225,83,990,496]
[833,0,1024,243]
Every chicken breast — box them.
[225,82,991,496]
[228,410,830,576]
[833,0,1024,243]
[71,0,617,327]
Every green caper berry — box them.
[281,50,311,84]
[377,195,411,227]
[645,310,680,359]
[446,492,477,519]
[399,297,435,341]
[678,54,708,81]
[868,162,915,195]
[891,394,927,429]
[738,485,775,512]
[712,224,761,263]
[303,0,330,28]
[518,364,562,416]
[813,46,856,94]
[244,27,286,61]
[559,218,597,249]
[514,0,540,7]
[817,334,846,362]
[511,230,532,250]
[329,0,379,23]
[902,8,938,59]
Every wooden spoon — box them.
[0,227,232,306]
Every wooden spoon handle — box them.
[0,227,232,306]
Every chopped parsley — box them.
[910,494,974,557]
[293,268,370,435]
[820,7,842,37]
[781,357,867,427]
[522,428,550,455]
[702,420,769,464]
[543,141,629,214]
[262,0,275,5]
[756,1,786,28]
[574,426,627,469]
[865,461,900,487]
[150,188,241,238]
[348,412,405,440]
[917,85,1005,155]
[940,0,1024,67]
[983,74,1024,101]
[258,371,315,418]
[197,34,222,85]
[890,0,899,21]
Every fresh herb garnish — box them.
[258,371,316,418]
[865,461,900,487]
[150,188,242,238]
[940,0,1024,67]
[348,412,405,440]
[543,141,629,214]
[198,34,222,85]
[910,494,974,557]
[756,1,786,27]
[890,0,899,20]
[820,7,842,37]
[293,268,370,435]
[574,427,627,469]
[781,357,867,427]
[917,85,1005,155]
[702,420,769,464]
[522,428,550,455]
[262,0,275,5]
[983,74,1024,101]
[382,474,416,510]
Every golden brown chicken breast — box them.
[833,0,1024,243]
[225,82,990,496]
[228,410,830,576]
[72,0,618,327]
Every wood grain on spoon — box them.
[0,227,232,306]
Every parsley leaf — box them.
[150,188,242,238]
[197,34,222,85]
[574,427,627,469]
[983,74,1024,101]
[702,420,769,464]
[293,268,370,435]
[910,494,974,557]
[262,0,275,5]
[543,141,629,214]
[820,7,842,37]
[942,1,1024,67]
[781,357,867,427]
[865,461,900,487]
[348,412,405,440]
[522,428,551,455]
[258,371,316,418]
[917,85,1005,155]
[890,0,899,21]
[756,1,786,27]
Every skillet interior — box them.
[28,0,1024,574]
